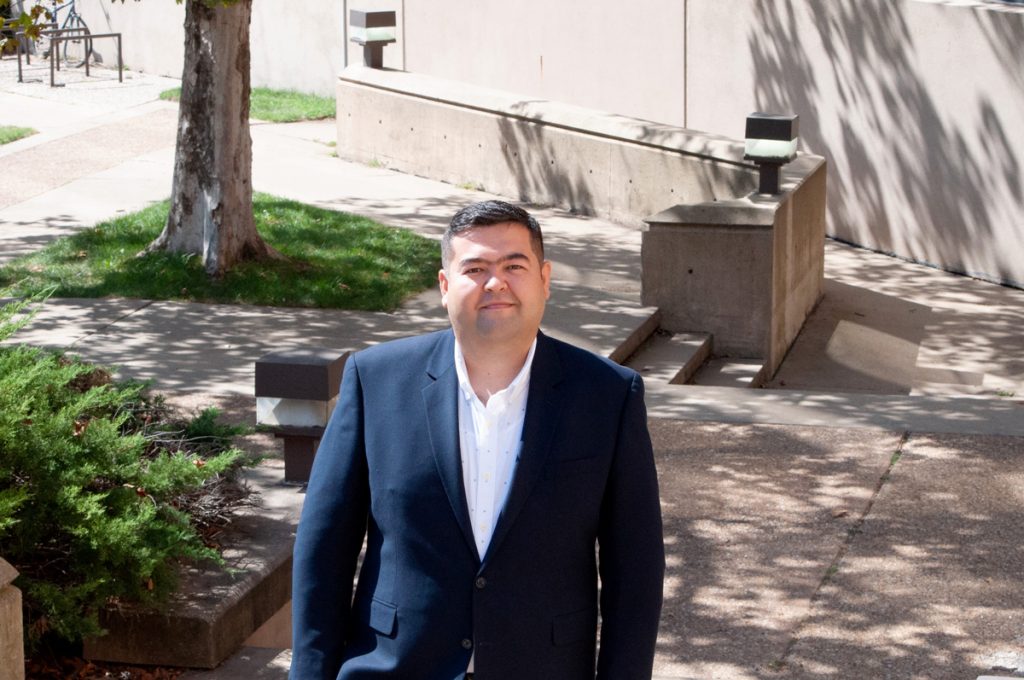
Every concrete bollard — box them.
[255,348,348,483]
[0,558,24,680]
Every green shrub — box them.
[0,295,249,648]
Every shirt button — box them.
[461,638,473,650]
[475,576,487,589]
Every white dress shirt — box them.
[454,338,536,561]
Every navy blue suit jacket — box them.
[290,329,664,680]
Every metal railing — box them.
[15,25,122,87]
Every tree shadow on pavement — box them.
[650,421,1024,680]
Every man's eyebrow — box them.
[457,252,531,267]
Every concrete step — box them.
[82,459,302,669]
[604,308,663,366]
[689,357,766,388]
[180,647,292,679]
[624,329,713,385]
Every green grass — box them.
[0,194,440,311]
[159,87,335,122]
[0,125,37,145]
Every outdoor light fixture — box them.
[349,10,397,69]
[744,112,799,195]
[255,348,348,483]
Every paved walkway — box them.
[2,59,1022,679]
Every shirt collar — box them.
[454,337,538,405]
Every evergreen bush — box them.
[0,294,250,649]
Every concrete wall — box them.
[0,559,23,680]
[771,162,828,373]
[685,0,1024,288]
[400,0,686,126]
[76,0,348,96]
[337,66,756,228]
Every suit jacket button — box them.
[461,638,473,650]
[475,576,487,589]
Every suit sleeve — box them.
[596,372,665,679]
[290,357,370,680]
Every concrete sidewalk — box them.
[2,62,1023,679]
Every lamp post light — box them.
[255,348,348,483]
[744,112,799,195]
[349,9,396,68]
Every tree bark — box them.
[147,0,278,276]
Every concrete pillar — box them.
[0,558,24,680]
[642,156,827,379]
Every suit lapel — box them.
[421,330,478,560]
[483,333,564,565]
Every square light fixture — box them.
[350,10,397,68]
[743,112,799,194]
[255,347,348,482]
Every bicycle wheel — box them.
[61,13,91,67]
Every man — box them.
[290,200,664,679]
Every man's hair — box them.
[441,200,544,269]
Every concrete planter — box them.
[0,558,24,680]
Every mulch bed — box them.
[25,655,185,679]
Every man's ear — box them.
[541,260,552,300]
[438,268,450,307]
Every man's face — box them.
[439,222,551,354]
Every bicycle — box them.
[33,0,93,68]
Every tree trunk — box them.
[147,0,278,276]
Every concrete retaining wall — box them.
[0,559,23,680]
[336,66,756,228]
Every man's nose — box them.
[484,271,508,291]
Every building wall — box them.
[685,0,1024,287]
[76,0,348,95]
[73,0,1024,286]
[401,0,686,126]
